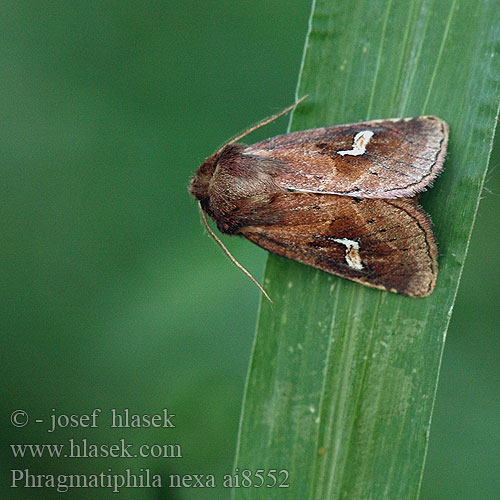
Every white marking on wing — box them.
[333,238,364,270]
[337,130,374,156]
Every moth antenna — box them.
[198,202,273,304]
[218,95,309,152]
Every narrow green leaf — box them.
[233,0,500,498]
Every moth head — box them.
[189,152,219,208]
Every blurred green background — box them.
[1,1,498,499]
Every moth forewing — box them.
[241,195,438,297]
[190,102,448,298]
[246,116,449,199]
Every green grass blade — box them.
[232,0,500,498]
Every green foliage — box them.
[233,0,500,499]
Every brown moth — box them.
[189,99,448,298]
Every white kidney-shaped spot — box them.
[333,238,364,270]
[337,130,374,156]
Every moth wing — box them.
[239,193,438,297]
[244,116,448,198]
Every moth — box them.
[189,98,449,298]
